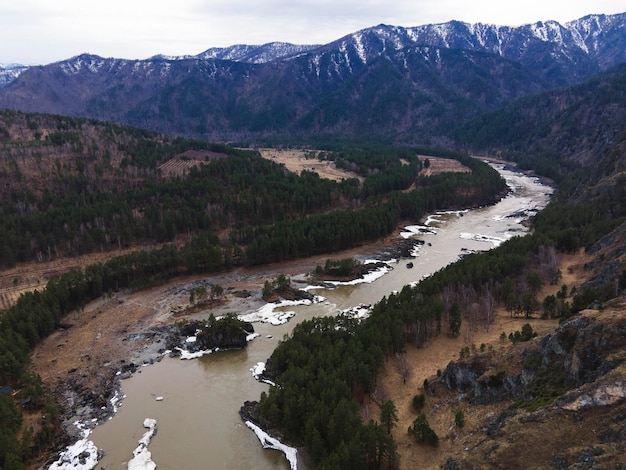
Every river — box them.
[86,163,552,469]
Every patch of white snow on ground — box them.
[127,418,158,470]
[250,362,276,386]
[410,243,422,258]
[245,421,297,470]
[110,389,125,415]
[49,425,99,470]
[176,347,217,360]
[401,224,437,238]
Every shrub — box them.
[412,394,425,411]
[454,410,465,427]
[408,413,438,446]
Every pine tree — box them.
[380,399,398,434]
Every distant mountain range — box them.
[0,12,624,143]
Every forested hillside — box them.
[251,61,626,470]
[454,64,626,190]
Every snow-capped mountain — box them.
[195,42,319,63]
[311,12,625,86]
[0,13,623,142]
[0,64,29,87]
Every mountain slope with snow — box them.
[0,12,624,142]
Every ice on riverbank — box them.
[300,261,394,291]
[337,304,373,321]
[324,262,391,287]
[250,361,276,386]
[49,425,99,470]
[247,332,261,341]
[245,421,298,470]
[110,389,124,415]
[127,418,158,470]
[176,331,260,360]
[177,346,218,359]
[239,297,324,325]
[401,224,436,238]
[401,210,470,238]
[459,232,507,248]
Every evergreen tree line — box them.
[258,282,450,468]
[0,149,503,386]
[256,183,626,468]
[2,138,488,268]
[238,164,507,265]
[0,151,350,267]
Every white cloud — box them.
[1,0,625,65]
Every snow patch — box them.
[246,332,261,341]
[325,264,391,287]
[127,418,158,470]
[48,425,99,470]
[340,304,373,321]
[245,421,297,470]
[352,32,367,63]
[110,389,125,415]
[239,296,322,325]
[459,232,506,247]
[177,347,217,360]
[400,224,436,238]
[250,362,276,386]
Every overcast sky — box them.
[2,0,625,65]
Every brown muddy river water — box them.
[79,164,552,469]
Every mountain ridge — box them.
[0,12,624,142]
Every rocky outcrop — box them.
[440,310,626,407]
[435,306,626,469]
[559,381,626,411]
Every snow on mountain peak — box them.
[0,63,29,86]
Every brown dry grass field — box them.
[418,155,471,176]
[157,149,227,178]
[257,148,472,183]
[257,148,364,182]
[0,248,144,310]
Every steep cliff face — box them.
[437,303,626,468]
